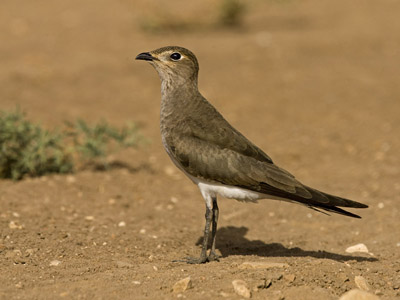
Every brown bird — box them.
[136,46,368,264]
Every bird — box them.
[135,46,368,264]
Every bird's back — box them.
[160,90,274,165]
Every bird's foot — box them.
[207,251,220,262]
[172,256,208,264]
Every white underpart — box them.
[197,180,264,209]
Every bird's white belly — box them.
[197,181,262,202]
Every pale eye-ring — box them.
[170,52,181,61]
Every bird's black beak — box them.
[135,52,155,61]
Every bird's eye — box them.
[170,53,181,61]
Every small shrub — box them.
[218,0,246,27]
[0,109,142,180]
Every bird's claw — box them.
[207,252,220,262]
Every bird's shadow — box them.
[196,226,377,262]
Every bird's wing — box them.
[170,134,311,198]
[169,135,367,217]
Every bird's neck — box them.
[161,75,198,94]
[160,77,199,105]
[160,79,201,127]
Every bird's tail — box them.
[297,186,368,218]
[257,182,368,218]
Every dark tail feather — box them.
[308,203,363,218]
[300,186,368,218]
[256,182,368,218]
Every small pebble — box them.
[172,277,192,293]
[118,221,126,227]
[232,279,251,298]
[284,274,296,283]
[139,229,146,234]
[345,243,369,254]
[25,249,36,256]
[256,279,272,289]
[132,281,141,285]
[377,202,384,209]
[84,216,94,221]
[49,260,62,266]
[354,276,370,291]
[8,221,23,229]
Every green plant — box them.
[0,109,142,180]
[65,119,141,164]
[218,0,246,27]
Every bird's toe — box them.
[207,252,220,262]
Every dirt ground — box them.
[1,0,400,299]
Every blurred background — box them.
[1,0,399,188]
[1,0,400,298]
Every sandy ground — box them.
[1,0,400,299]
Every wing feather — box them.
[169,135,367,217]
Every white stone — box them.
[49,260,62,266]
[355,276,370,291]
[232,279,251,298]
[345,243,369,254]
[172,277,192,293]
[8,221,23,229]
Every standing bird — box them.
[136,46,368,264]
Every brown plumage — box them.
[136,46,368,264]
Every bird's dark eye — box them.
[170,52,181,61]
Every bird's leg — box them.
[173,203,212,264]
[207,196,219,262]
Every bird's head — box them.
[136,46,199,90]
